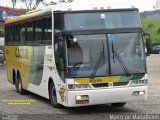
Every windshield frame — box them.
[63,30,147,78]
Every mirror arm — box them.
[143,32,150,38]
[144,32,152,56]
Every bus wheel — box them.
[15,75,19,93]
[49,82,61,108]
[17,74,27,95]
[111,102,126,107]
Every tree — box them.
[67,0,74,3]
[21,0,43,10]
[157,28,160,34]
[33,0,44,9]
[21,0,32,10]
[21,0,74,10]
[43,0,74,5]
[11,0,17,9]
[59,0,74,3]
[148,23,153,29]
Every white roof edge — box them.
[31,3,138,14]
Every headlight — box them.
[68,84,92,90]
[130,79,147,86]
[75,95,89,104]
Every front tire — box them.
[111,102,126,107]
[49,82,61,108]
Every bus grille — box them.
[92,83,109,88]
[91,81,129,88]
[113,81,129,86]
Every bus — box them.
[5,4,151,107]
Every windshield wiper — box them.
[90,41,105,79]
[112,41,130,76]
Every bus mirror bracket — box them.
[58,36,63,42]
[144,33,152,56]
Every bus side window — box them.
[24,23,29,45]
[13,25,19,45]
[54,12,62,31]
[5,24,20,45]
[4,26,8,45]
[35,20,42,45]
[43,18,52,45]
[5,25,11,45]
[12,25,17,45]
[26,22,33,45]
[19,24,25,45]
[17,25,21,45]
[19,23,28,45]
[10,26,14,44]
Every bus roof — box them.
[5,3,138,25]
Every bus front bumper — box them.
[66,86,147,107]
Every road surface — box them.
[0,55,160,120]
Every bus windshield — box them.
[64,11,141,30]
[66,33,146,78]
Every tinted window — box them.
[64,11,141,30]
[5,16,52,46]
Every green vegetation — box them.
[142,19,160,45]
[14,8,29,13]
[0,28,4,37]
[8,7,29,13]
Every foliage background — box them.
[141,10,160,45]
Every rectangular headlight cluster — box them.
[75,95,89,104]
[129,79,148,86]
[68,84,92,90]
[132,91,145,96]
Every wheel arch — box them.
[48,77,61,108]
[48,77,54,92]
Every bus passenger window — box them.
[43,18,52,45]
[35,20,43,45]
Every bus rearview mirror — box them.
[58,37,63,41]
[144,33,152,56]
[146,38,152,56]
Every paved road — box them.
[0,55,160,119]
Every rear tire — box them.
[17,73,27,95]
[15,74,19,93]
[111,102,126,107]
[49,82,61,108]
